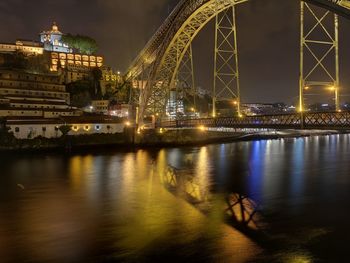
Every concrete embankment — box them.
[133,128,342,147]
[0,128,344,152]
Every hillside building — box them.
[0,69,80,118]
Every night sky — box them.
[1,0,350,104]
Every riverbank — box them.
[0,128,345,153]
[133,128,343,147]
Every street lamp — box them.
[198,125,206,131]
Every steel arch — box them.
[127,0,350,118]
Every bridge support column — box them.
[299,1,340,112]
[213,5,241,118]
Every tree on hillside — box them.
[61,34,98,55]
[91,68,103,99]
[66,80,92,108]
[113,81,131,104]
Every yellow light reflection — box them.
[69,156,83,191]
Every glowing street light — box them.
[198,125,206,131]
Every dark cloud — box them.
[0,0,349,103]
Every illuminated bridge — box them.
[126,0,350,129]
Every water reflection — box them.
[290,139,305,198]
[2,135,350,262]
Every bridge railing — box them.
[158,111,350,130]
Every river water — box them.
[1,135,350,262]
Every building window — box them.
[42,127,46,132]
[15,127,20,132]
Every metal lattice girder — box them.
[213,5,241,117]
[175,43,197,112]
[144,0,249,118]
[300,1,340,112]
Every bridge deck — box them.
[158,112,350,130]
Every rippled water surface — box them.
[1,135,350,262]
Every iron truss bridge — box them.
[126,0,350,121]
[158,111,350,130]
